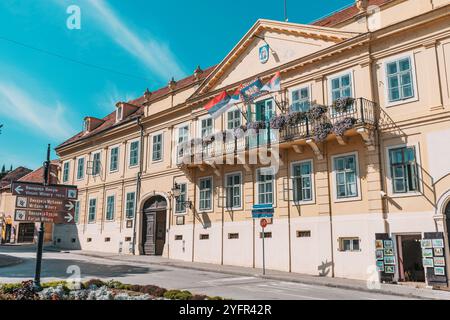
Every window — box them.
[125,237,132,242]
[92,152,101,176]
[125,192,136,219]
[88,198,97,223]
[129,141,140,167]
[297,230,311,238]
[339,237,360,252]
[291,87,310,112]
[227,110,241,130]
[175,235,183,241]
[199,177,212,211]
[105,237,111,242]
[199,234,209,240]
[389,146,419,194]
[177,125,189,158]
[74,201,80,224]
[330,73,353,102]
[175,183,187,213]
[386,57,414,102]
[116,106,123,122]
[152,134,163,161]
[200,118,213,137]
[334,154,358,199]
[110,147,119,172]
[256,168,274,205]
[76,158,84,180]
[259,232,272,238]
[106,195,115,221]
[228,233,239,239]
[225,173,242,209]
[62,162,70,183]
[292,161,313,202]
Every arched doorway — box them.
[445,201,450,247]
[142,196,167,255]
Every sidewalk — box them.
[0,254,23,268]
[64,249,450,300]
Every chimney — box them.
[144,88,152,102]
[194,66,203,81]
[168,77,177,91]
[356,0,369,13]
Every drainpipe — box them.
[325,143,335,278]
[132,116,145,255]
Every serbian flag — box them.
[261,71,281,93]
[225,85,243,108]
[204,91,231,118]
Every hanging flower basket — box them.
[233,125,247,139]
[202,134,215,146]
[331,117,357,136]
[247,121,266,133]
[269,115,287,130]
[285,111,308,126]
[312,122,333,142]
[309,104,328,121]
[332,97,355,113]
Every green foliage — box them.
[0,283,22,294]
[105,280,124,289]
[41,281,71,294]
[191,294,208,300]
[138,285,167,297]
[83,279,105,289]
[163,289,193,300]
[207,296,224,300]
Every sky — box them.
[0,0,354,170]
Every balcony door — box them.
[251,99,275,147]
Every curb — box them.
[70,251,438,300]
[0,255,23,268]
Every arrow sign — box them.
[11,181,78,200]
[15,197,76,213]
[14,185,24,195]
[65,201,74,211]
[64,213,74,223]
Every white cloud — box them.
[96,83,137,113]
[87,0,186,81]
[0,82,77,140]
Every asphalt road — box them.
[0,245,412,300]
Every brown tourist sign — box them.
[11,181,78,200]
[15,196,75,213]
[14,209,75,224]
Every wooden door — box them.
[142,212,156,255]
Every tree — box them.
[1,165,5,174]
[9,165,12,172]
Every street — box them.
[0,245,413,300]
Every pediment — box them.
[195,19,360,95]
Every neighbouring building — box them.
[0,163,59,244]
[53,0,450,284]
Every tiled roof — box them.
[0,167,32,189]
[312,0,393,27]
[56,66,216,150]
[0,162,59,193]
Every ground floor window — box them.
[339,237,360,252]
[225,173,242,209]
[256,168,274,205]
[199,177,212,211]
[88,198,97,223]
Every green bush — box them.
[164,290,193,300]
[0,283,22,294]
[207,296,224,300]
[41,280,71,293]
[138,285,167,297]
[191,294,208,300]
[105,280,124,289]
[83,279,105,289]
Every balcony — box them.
[176,97,377,168]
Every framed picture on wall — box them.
[434,257,446,267]
[385,266,395,274]
[376,261,384,272]
[434,248,444,256]
[421,239,432,248]
[434,267,446,276]
[375,240,384,250]
[384,248,394,256]
[384,240,393,250]
[422,258,434,268]
[384,256,395,265]
[432,239,444,248]
[422,248,433,258]
[376,250,384,260]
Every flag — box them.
[223,85,242,109]
[240,79,263,102]
[261,71,281,93]
[204,91,231,118]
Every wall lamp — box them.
[171,183,193,209]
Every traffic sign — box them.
[15,196,75,213]
[260,219,268,228]
[15,209,75,224]
[11,181,78,200]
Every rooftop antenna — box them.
[284,0,288,22]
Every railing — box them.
[176,98,377,167]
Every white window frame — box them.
[62,161,70,183]
[385,143,422,198]
[174,181,188,215]
[151,131,164,163]
[76,157,85,181]
[224,171,243,210]
[109,145,120,173]
[327,69,355,105]
[88,197,97,223]
[91,150,102,176]
[105,195,115,221]
[226,107,242,130]
[338,237,361,252]
[198,115,214,138]
[255,167,277,207]
[331,151,362,202]
[290,159,315,205]
[288,84,312,112]
[382,52,419,108]
[198,176,213,213]
[128,139,140,168]
[175,123,190,161]
[116,106,123,122]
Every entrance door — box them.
[397,234,425,282]
[141,196,167,256]
[445,202,450,247]
[17,223,35,243]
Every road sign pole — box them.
[262,226,265,276]
[34,144,50,290]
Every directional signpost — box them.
[12,144,78,289]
